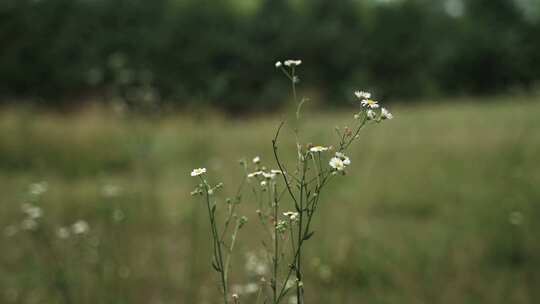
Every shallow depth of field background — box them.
[1,0,540,304]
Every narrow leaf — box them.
[211,260,221,272]
[304,231,315,241]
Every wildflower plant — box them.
[190,164,249,304]
[191,60,393,304]
[3,182,92,304]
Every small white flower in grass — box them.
[243,283,259,294]
[275,61,282,68]
[283,211,299,222]
[509,211,523,225]
[284,59,302,67]
[113,209,125,222]
[366,109,376,120]
[329,157,347,171]
[29,182,48,196]
[252,156,261,164]
[260,180,267,187]
[335,151,351,164]
[381,107,393,120]
[248,171,264,178]
[245,252,268,275]
[57,227,70,239]
[190,168,206,177]
[276,220,288,233]
[72,220,89,234]
[354,91,371,99]
[361,99,379,109]
[309,146,329,153]
[21,219,37,231]
[21,203,32,213]
[262,172,276,179]
[101,184,121,198]
[21,204,42,219]
[335,152,351,166]
[3,225,18,237]
[26,206,42,219]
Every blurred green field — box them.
[1,97,540,304]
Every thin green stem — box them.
[272,181,279,304]
[200,177,228,304]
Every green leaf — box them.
[211,260,221,272]
[303,231,315,241]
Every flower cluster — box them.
[309,145,330,153]
[275,60,302,68]
[191,60,394,304]
[191,167,207,177]
[20,203,43,231]
[329,152,351,172]
[56,220,90,239]
[354,90,393,122]
[283,211,299,223]
[3,182,91,241]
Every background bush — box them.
[1,0,539,111]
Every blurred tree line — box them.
[1,0,539,111]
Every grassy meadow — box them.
[1,97,539,304]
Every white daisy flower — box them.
[309,146,329,153]
[354,91,371,99]
[329,157,346,171]
[283,211,299,222]
[248,171,264,178]
[190,168,207,177]
[262,172,276,179]
[252,156,261,164]
[284,59,302,67]
[366,109,376,120]
[360,99,379,109]
[72,220,89,234]
[335,152,351,165]
[275,61,282,68]
[381,108,393,120]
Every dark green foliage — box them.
[0,0,539,111]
